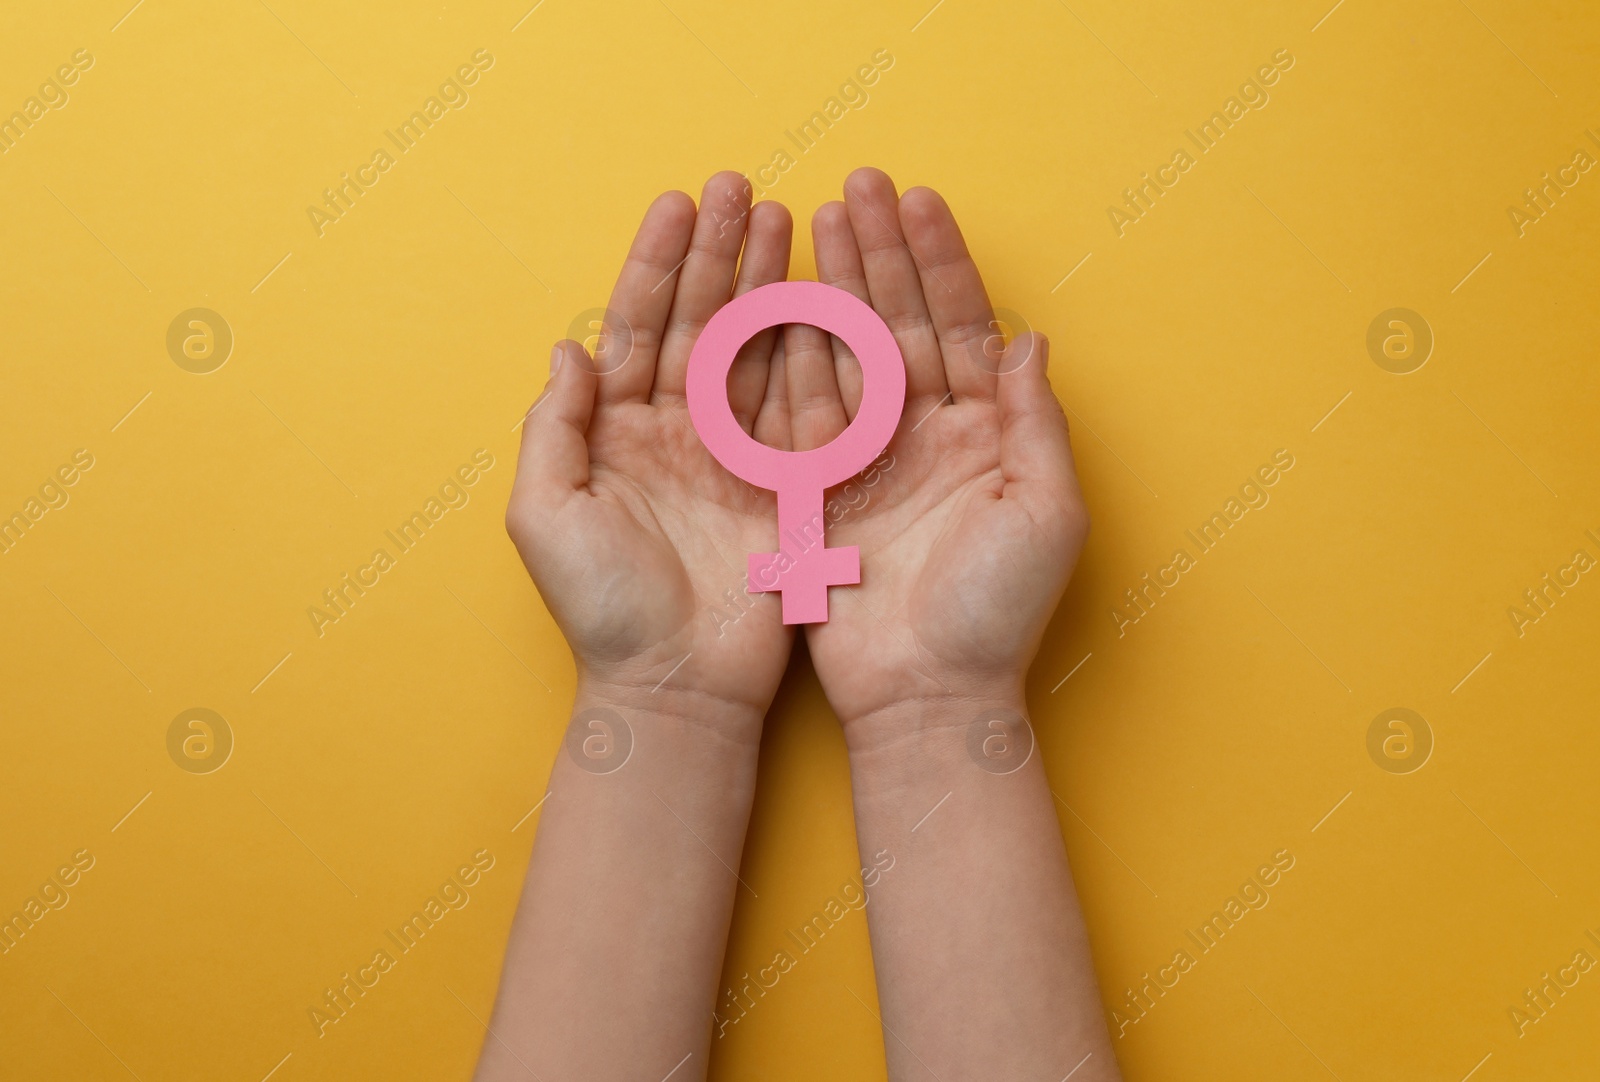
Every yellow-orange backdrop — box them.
[3,1,1598,1078]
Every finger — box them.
[595,191,697,404]
[996,334,1083,538]
[784,204,853,453]
[729,200,793,431]
[511,341,598,517]
[783,319,849,452]
[841,167,946,403]
[898,186,999,402]
[653,171,754,403]
[751,334,792,451]
[811,201,866,419]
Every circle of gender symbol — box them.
[686,281,906,624]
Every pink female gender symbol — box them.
[687,281,906,624]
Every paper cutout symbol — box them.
[687,281,906,624]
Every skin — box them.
[479,168,1119,1081]
[794,170,1117,1081]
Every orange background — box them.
[2,1,1598,1079]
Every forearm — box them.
[846,697,1120,1082]
[474,678,763,1082]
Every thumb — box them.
[512,340,599,513]
[996,333,1085,534]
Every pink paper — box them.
[686,281,905,624]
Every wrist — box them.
[843,691,1046,850]
[843,687,1030,768]
[573,670,767,755]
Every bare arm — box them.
[473,683,762,1081]
[479,173,795,1080]
[846,703,1118,1081]
[795,168,1121,1079]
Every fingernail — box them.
[1038,335,1050,372]
[550,344,563,376]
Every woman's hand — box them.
[787,171,1118,1082]
[480,176,799,1081]
[486,169,1119,1082]
[789,168,1090,743]
[506,171,798,724]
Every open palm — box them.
[506,173,799,715]
[788,169,1090,733]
